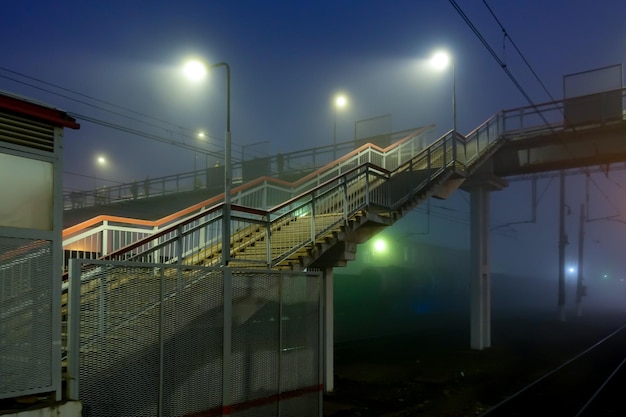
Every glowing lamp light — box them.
[183,60,207,81]
[373,238,387,254]
[430,50,451,70]
[335,94,347,109]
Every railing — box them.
[501,87,626,138]
[85,127,473,271]
[62,126,435,272]
[63,127,431,210]
[62,88,626,274]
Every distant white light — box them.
[568,266,575,274]
[96,155,106,166]
[198,131,206,139]
[183,60,207,81]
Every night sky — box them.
[2,1,626,300]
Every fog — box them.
[334,240,626,344]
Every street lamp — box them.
[94,154,106,188]
[430,50,456,132]
[94,154,108,204]
[333,94,348,160]
[184,59,232,266]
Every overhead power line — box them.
[481,0,557,103]
[447,0,537,110]
[71,112,225,161]
[0,66,223,143]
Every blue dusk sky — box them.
[1,0,626,287]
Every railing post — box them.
[67,258,82,401]
[265,213,272,267]
[102,220,109,257]
[452,132,458,167]
[342,177,349,224]
[262,179,268,209]
[310,195,316,245]
[176,225,183,289]
[364,166,370,207]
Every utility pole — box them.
[558,170,567,322]
[576,203,586,317]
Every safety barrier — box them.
[65,260,322,416]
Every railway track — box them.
[479,324,626,417]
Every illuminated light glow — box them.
[96,155,106,165]
[335,94,347,109]
[198,131,206,139]
[568,266,575,274]
[183,60,207,81]
[373,238,387,253]
[430,50,451,70]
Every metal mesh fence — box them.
[68,261,321,416]
[0,236,55,399]
[162,268,224,415]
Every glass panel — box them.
[0,153,53,230]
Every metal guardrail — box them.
[86,126,495,272]
[61,87,626,274]
[61,126,434,271]
[62,127,428,210]
[65,260,322,416]
[500,87,626,138]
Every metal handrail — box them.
[61,89,625,272]
[83,128,469,271]
[63,126,431,210]
[61,126,434,266]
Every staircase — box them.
[57,118,508,279]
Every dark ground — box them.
[323,308,626,417]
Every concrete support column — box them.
[323,267,334,392]
[470,186,491,350]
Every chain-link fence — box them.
[66,260,322,417]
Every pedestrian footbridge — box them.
[3,87,626,416]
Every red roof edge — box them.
[0,92,80,130]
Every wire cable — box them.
[481,0,558,103]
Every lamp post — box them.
[430,50,456,132]
[184,59,232,266]
[212,62,232,266]
[333,94,347,160]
